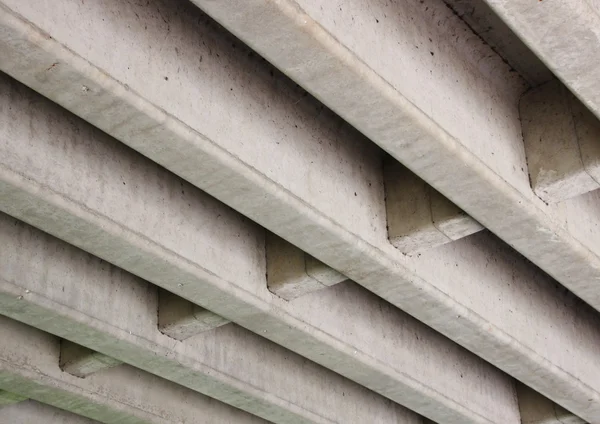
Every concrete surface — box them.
[0,213,422,424]
[520,79,600,202]
[180,0,600,420]
[0,315,270,424]
[0,44,514,424]
[483,0,600,122]
[1,401,101,424]
[59,341,122,379]
[158,290,230,340]
[266,233,346,300]
[0,390,26,407]
[385,159,483,252]
[517,384,586,424]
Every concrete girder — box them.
[517,384,586,424]
[0,213,419,424]
[1,401,101,424]
[0,24,514,423]
[0,316,270,424]
[0,390,26,407]
[0,0,598,420]
[174,0,600,420]
[59,341,122,379]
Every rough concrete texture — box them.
[517,384,586,424]
[0,213,421,424]
[175,0,600,419]
[520,79,600,202]
[0,316,270,424]
[0,390,26,407]
[0,48,511,424]
[385,160,482,252]
[59,341,122,379]
[267,233,346,300]
[482,0,600,122]
[1,401,101,424]
[158,290,230,340]
[442,0,553,86]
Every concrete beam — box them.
[0,38,512,424]
[385,159,482,253]
[158,290,230,340]
[517,384,586,424]
[165,0,600,420]
[1,401,101,424]
[520,79,600,202]
[0,390,27,407]
[0,315,270,424]
[0,213,421,424]
[59,341,122,379]
[267,233,346,300]
[0,0,596,421]
[481,0,600,122]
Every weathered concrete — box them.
[0,390,26,407]
[385,160,482,253]
[1,401,101,424]
[482,0,600,122]
[158,290,230,340]
[443,0,553,86]
[170,0,600,419]
[0,52,512,424]
[520,79,600,202]
[59,341,122,378]
[267,233,346,300]
[0,316,270,424]
[517,384,586,424]
[0,213,422,424]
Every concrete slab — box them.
[0,390,26,407]
[1,401,101,424]
[0,316,270,424]
[0,213,421,424]
[385,160,482,253]
[520,79,600,202]
[158,290,230,340]
[0,53,511,424]
[59,341,122,379]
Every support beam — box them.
[59,341,122,379]
[0,0,596,421]
[1,401,101,424]
[267,233,346,300]
[0,40,514,424]
[517,384,586,424]
[481,0,600,122]
[0,390,26,407]
[0,213,421,424]
[158,290,230,340]
[0,316,270,424]
[520,79,600,202]
[162,0,600,420]
[385,160,482,253]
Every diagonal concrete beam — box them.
[520,79,600,203]
[0,401,101,424]
[0,0,596,421]
[59,341,122,379]
[0,213,421,424]
[0,51,514,424]
[0,390,27,407]
[480,0,600,122]
[169,0,600,420]
[0,316,270,424]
